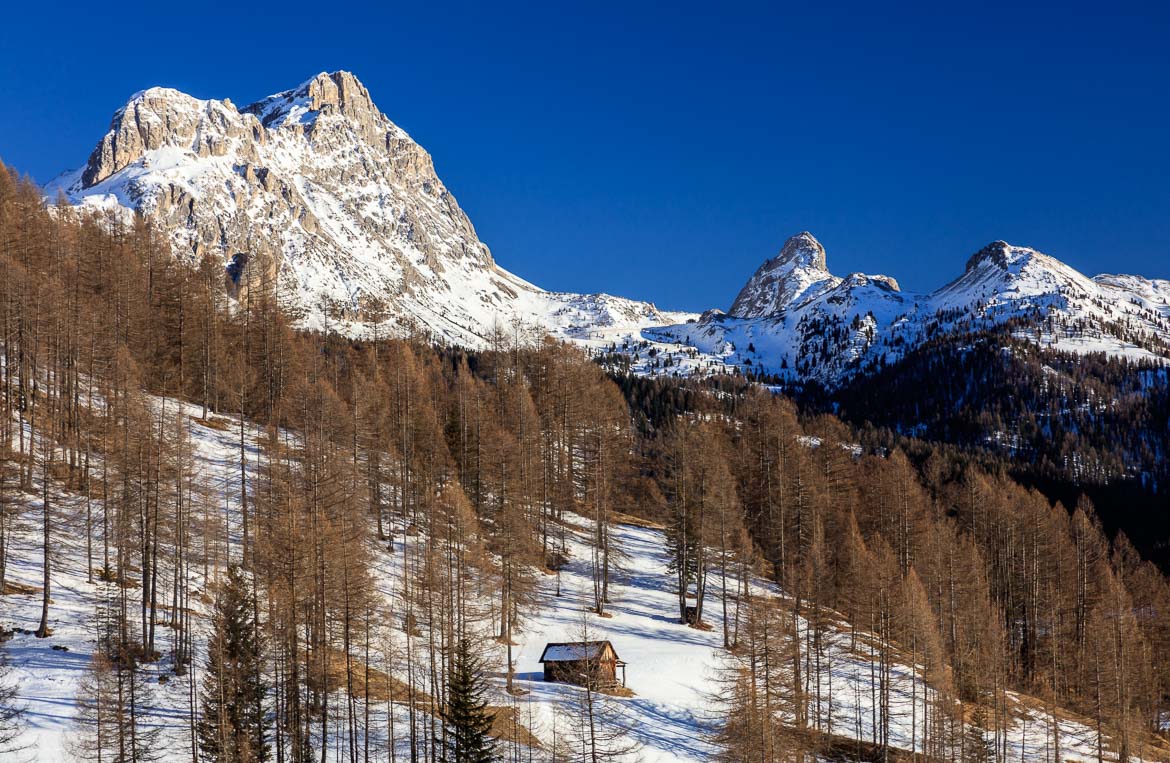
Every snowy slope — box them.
[47,72,695,348]
[3,400,258,761]
[2,396,1146,761]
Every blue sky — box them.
[2,1,1168,311]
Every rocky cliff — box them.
[50,71,692,345]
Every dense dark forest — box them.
[2,160,1170,762]
[809,331,1170,566]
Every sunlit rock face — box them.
[50,71,693,343]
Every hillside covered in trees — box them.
[809,328,1170,567]
[2,162,1170,762]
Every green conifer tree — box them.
[197,565,269,762]
[441,638,497,763]
[0,641,24,757]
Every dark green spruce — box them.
[197,564,269,763]
[441,637,498,763]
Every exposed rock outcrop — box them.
[728,232,839,318]
[50,71,692,344]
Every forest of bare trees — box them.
[1,161,1169,763]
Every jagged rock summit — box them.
[49,71,692,345]
[965,240,1016,272]
[728,232,836,318]
[773,230,828,270]
[80,86,255,188]
[252,70,384,131]
[728,231,903,319]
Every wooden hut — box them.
[538,641,626,688]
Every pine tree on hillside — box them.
[962,707,994,763]
[441,638,498,763]
[0,641,24,757]
[198,565,269,763]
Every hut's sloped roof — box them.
[539,641,619,663]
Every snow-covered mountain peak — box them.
[727,232,906,320]
[964,240,1019,271]
[960,240,1079,284]
[78,85,259,188]
[244,71,406,144]
[647,234,1170,386]
[128,86,201,104]
[775,230,828,270]
[49,72,695,348]
[728,231,840,318]
[935,240,1103,315]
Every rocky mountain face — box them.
[50,71,692,346]
[728,231,840,318]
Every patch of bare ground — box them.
[323,648,543,747]
[598,685,635,698]
[191,415,234,431]
[610,511,665,530]
[323,648,417,705]
[1,580,40,595]
[816,732,932,762]
[487,705,543,748]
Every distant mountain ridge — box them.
[645,233,1170,385]
[46,72,1170,384]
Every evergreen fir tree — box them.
[441,637,497,763]
[0,640,24,757]
[197,565,269,763]
[962,706,995,763]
